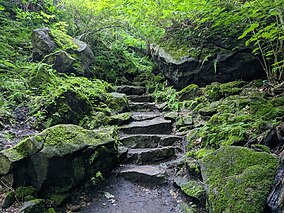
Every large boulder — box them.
[199,146,278,213]
[44,50,75,73]
[32,28,56,61]
[32,28,95,77]
[151,45,266,89]
[0,124,118,196]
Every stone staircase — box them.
[116,85,184,185]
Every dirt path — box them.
[80,176,185,213]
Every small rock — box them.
[198,107,217,116]
[164,112,179,120]
[69,204,81,212]
[174,177,205,203]
[2,191,15,209]
[118,146,128,162]
[19,199,45,213]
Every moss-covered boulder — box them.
[0,124,118,196]
[107,93,129,113]
[33,77,116,129]
[177,84,201,101]
[202,81,246,101]
[32,28,95,77]
[200,146,278,213]
[44,50,75,73]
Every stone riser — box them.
[126,147,176,164]
[120,134,183,148]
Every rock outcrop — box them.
[151,45,266,89]
[0,124,118,196]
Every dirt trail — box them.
[80,176,186,213]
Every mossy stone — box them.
[2,191,15,208]
[198,106,217,116]
[200,146,278,213]
[176,116,193,129]
[16,186,36,199]
[109,112,132,125]
[107,93,129,113]
[202,81,246,101]
[164,112,179,120]
[178,84,200,101]
[19,199,45,213]
[49,193,70,206]
[175,177,205,201]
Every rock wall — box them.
[151,45,266,89]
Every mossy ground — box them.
[154,80,283,151]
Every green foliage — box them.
[50,29,78,51]
[91,39,154,84]
[152,82,179,111]
[29,76,113,129]
[238,0,284,83]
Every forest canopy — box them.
[0,0,283,83]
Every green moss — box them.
[107,92,129,113]
[30,76,114,128]
[178,202,198,213]
[50,29,78,51]
[2,136,45,163]
[270,96,284,107]
[47,208,57,213]
[16,186,35,199]
[178,84,200,101]
[180,180,205,199]
[49,193,69,206]
[109,112,132,125]
[181,95,208,111]
[189,87,283,149]
[202,81,246,101]
[42,124,114,148]
[200,146,278,213]
[195,148,215,159]
[80,112,110,129]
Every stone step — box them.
[117,85,145,95]
[120,134,183,148]
[119,164,167,185]
[126,146,176,164]
[131,112,161,121]
[128,95,154,103]
[119,117,172,134]
[129,102,158,112]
